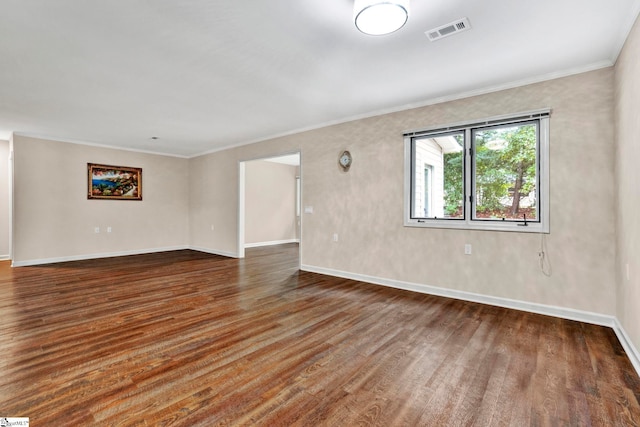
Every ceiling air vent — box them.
[426,17,471,42]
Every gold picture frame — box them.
[87,163,142,200]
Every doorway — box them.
[238,152,301,266]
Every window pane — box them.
[412,132,464,219]
[473,122,538,221]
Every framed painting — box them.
[88,163,142,200]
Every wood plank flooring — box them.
[0,243,639,426]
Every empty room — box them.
[1,0,640,425]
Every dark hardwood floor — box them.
[0,244,638,426]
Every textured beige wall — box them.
[12,135,189,263]
[615,16,640,354]
[0,140,9,258]
[245,160,297,245]
[190,68,616,315]
[188,149,239,256]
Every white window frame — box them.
[404,109,550,233]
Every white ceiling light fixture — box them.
[354,0,410,36]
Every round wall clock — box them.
[339,150,352,171]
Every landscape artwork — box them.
[87,163,142,200]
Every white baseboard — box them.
[0,254,9,261]
[12,245,190,267]
[11,245,243,267]
[613,318,640,377]
[301,264,640,378]
[244,239,299,249]
[188,246,238,259]
[301,264,616,327]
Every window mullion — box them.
[464,128,472,225]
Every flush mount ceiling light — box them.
[354,0,410,36]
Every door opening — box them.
[238,152,301,266]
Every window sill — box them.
[404,219,549,233]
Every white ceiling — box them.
[1,0,639,157]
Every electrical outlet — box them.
[626,263,630,281]
[333,233,338,242]
[94,227,100,234]
[107,226,112,233]
[464,244,472,255]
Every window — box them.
[404,110,549,233]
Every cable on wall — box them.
[539,233,552,277]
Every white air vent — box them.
[426,17,471,42]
